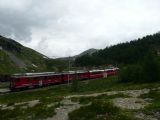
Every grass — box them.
[0,76,159,119]
[140,90,160,115]
[69,91,135,120]
[0,88,64,120]
[0,85,69,104]
[0,82,9,88]
[69,99,136,120]
[0,102,60,120]
[70,76,160,94]
[0,50,19,74]
[71,93,130,105]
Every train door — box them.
[10,77,15,90]
[39,78,43,86]
[103,72,108,78]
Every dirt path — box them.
[46,99,81,120]
[65,88,150,98]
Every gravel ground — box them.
[0,88,10,93]
[1,99,40,110]
[65,88,150,98]
[135,112,158,120]
[112,98,149,110]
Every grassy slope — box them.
[17,47,48,72]
[0,35,59,74]
[0,50,19,74]
[0,39,69,74]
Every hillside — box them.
[75,33,160,66]
[0,35,68,74]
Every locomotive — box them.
[10,68,118,91]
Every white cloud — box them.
[0,0,160,57]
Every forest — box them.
[75,32,160,66]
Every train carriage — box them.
[10,68,118,91]
[10,72,62,90]
[10,76,30,90]
[89,70,105,79]
[62,71,77,82]
[105,68,118,76]
[77,71,90,80]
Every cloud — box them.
[0,0,160,57]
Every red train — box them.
[10,68,118,91]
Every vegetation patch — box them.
[71,93,129,105]
[0,102,58,120]
[140,90,160,118]
[69,100,136,120]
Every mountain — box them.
[1,35,100,74]
[77,48,98,57]
[0,35,68,74]
[74,33,160,66]
[57,48,98,61]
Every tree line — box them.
[74,32,160,83]
[75,33,160,66]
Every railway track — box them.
[0,77,100,95]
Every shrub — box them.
[7,102,14,106]
[119,52,160,83]
[69,100,134,120]
[142,52,160,82]
[71,79,80,92]
[119,64,143,83]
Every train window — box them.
[28,77,32,81]
[44,76,46,79]
[37,77,41,80]
[35,77,39,80]
[16,78,20,82]
[39,76,44,80]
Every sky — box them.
[0,0,160,58]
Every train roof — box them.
[105,67,119,71]
[89,69,104,73]
[12,72,60,78]
[62,71,76,74]
[76,70,88,73]
[13,72,55,76]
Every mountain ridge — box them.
[56,48,98,61]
